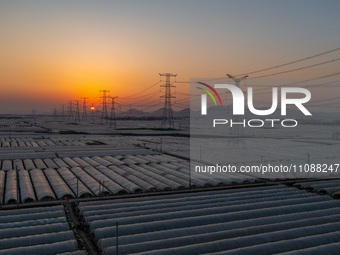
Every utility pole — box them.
[81,97,88,120]
[226,74,248,146]
[159,73,177,129]
[100,90,110,122]
[109,96,118,129]
[75,100,80,122]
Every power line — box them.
[119,90,160,101]
[67,101,73,120]
[74,100,80,122]
[81,97,88,120]
[308,101,340,107]
[253,71,340,88]
[119,81,160,99]
[100,90,110,121]
[227,74,248,87]
[226,74,247,146]
[272,71,340,87]
[118,91,161,110]
[174,103,189,108]
[235,47,340,77]
[173,106,189,110]
[160,73,177,129]
[109,96,118,129]
[251,57,340,79]
[135,91,160,104]
[304,80,340,88]
[251,79,340,96]
[175,92,201,96]
[309,96,340,104]
[140,103,160,112]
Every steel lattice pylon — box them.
[75,100,80,122]
[81,97,88,120]
[226,74,248,146]
[100,90,110,122]
[159,73,177,129]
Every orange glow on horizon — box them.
[91,106,95,111]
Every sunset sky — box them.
[1,0,340,114]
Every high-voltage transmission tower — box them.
[75,100,81,122]
[226,74,248,88]
[109,96,118,129]
[226,74,248,146]
[100,90,110,122]
[67,101,73,120]
[81,97,88,120]
[159,73,177,129]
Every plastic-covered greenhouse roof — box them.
[77,185,340,255]
[0,154,258,205]
[0,205,82,254]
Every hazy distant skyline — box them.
[1,0,340,114]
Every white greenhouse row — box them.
[294,179,340,198]
[78,185,340,255]
[0,205,84,255]
[0,154,255,205]
[0,137,59,148]
[0,154,181,171]
[0,136,111,148]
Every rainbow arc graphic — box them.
[196,82,223,106]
